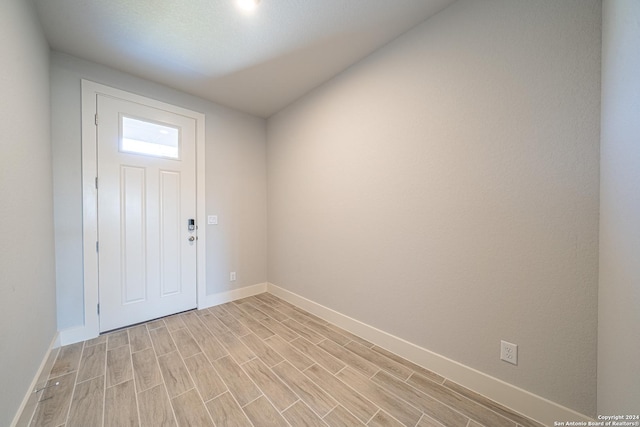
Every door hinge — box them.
[96,241,99,252]
[97,303,100,315]
[94,113,98,126]
[95,177,98,189]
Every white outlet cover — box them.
[230,272,236,281]
[500,340,518,365]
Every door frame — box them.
[80,80,206,340]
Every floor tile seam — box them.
[279,398,302,414]
[236,301,271,322]
[440,380,535,427]
[135,380,162,395]
[271,360,341,419]
[39,348,61,390]
[146,319,167,330]
[258,301,293,322]
[339,397,382,426]
[231,310,272,336]
[205,348,231,363]
[170,325,204,360]
[126,336,143,427]
[166,341,199,396]
[217,314,252,338]
[287,336,346,373]
[405,374,518,427]
[105,375,133,389]
[58,365,80,427]
[336,367,426,424]
[281,318,325,342]
[261,334,314,370]
[301,362,381,425]
[245,395,296,427]
[255,301,289,317]
[145,322,179,426]
[342,341,413,381]
[293,391,339,422]
[367,370,473,427]
[305,320,353,345]
[100,335,108,427]
[218,390,259,427]
[368,368,382,380]
[105,343,134,389]
[245,320,278,341]
[362,407,382,425]
[183,350,205,362]
[48,368,79,381]
[168,324,188,333]
[237,355,300,413]
[226,349,258,366]
[156,383,179,426]
[129,344,151,354]
[368,408,409,427]
[106,330,131,350]
[75,371,103,386]
[210,354,263,406]
[197,311,235,344]
[175,367,217,426]
[106,342,129,351]
[186,313,232,359]
[300,367,345,412]
[200,388,228,405]
[317,340,380,377]
[268,315,302,337]
[370,346,445,385]
[322,365,394,423]
[85,339,106,348]
[416,411,444,427]
[169,385,197,401]
[334,365,349,376]
[237,392,265,411]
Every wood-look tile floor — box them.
[26,293,545,427]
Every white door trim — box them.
[75,79,206,343]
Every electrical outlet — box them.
[230,272,236,281]
[500,340,518,365]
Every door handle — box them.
[188,236,195,242]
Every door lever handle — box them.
[188,236,195,242]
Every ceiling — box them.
[34,0,455,117]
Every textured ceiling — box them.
[34,0,455,117]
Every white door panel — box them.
[97,94,197,332]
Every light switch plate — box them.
[208,215,218,225]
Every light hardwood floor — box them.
[24,293,545,427]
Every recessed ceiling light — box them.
[236,0,260,12]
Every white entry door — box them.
[97,94,198,332]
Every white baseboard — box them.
[266,283,592,427]
[58,325,95,346]
[58,282,269,346]
[199,282,268,309]
[11,333,59,427]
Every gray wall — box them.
[51,53,267,330]
[267,0,601,416]
[0,0,57,425]
[598,0,640,414]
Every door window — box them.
[121,115,180,159]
